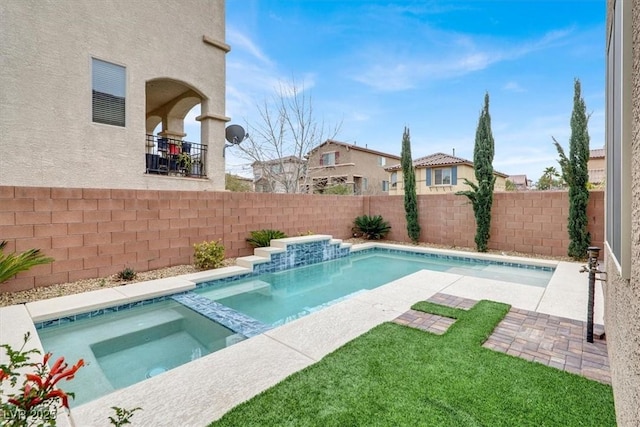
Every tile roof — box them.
[507,175,528,185]
[384,152,472,171]
[590,148,605,158]
[251,156,305,167]
[385,152,509,177]
[307,139,401,160]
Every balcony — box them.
[145,134,207,178]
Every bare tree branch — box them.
[236,78,341,193]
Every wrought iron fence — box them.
[145,134,207,178]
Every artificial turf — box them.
[210,300,616,426]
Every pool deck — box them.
[0,242,607,427]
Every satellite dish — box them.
[225,124,246,144]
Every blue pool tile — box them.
[172,293,271,337]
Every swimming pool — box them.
[32,240,555,406]
[195,249,553,326]
[37,300,242,406]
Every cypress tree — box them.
[401,127,421,243]
[457,93,496,252]
[553,78,591,259]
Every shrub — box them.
[116,267,136,281]
[246,229,287,248]
[0,241,54,285]
[352,215,391,240]
[193,240,225,270]
[323,184,351,195]
[1,332,84,425]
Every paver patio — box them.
[394,293,610,384]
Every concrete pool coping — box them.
[0,241,604,427]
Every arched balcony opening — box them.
[144,78,207,178]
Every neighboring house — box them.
[252,156,306,193]
[603,2,639,426]
[507,175,531,190]
[1,0,230,190]
[588,148,605,185]
[305,140,401,195]
[385,152,508,195]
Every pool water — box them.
[36,247,553,406]
[196,251,553,326]
[38,301,241,407]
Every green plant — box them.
[177,152,192,175]
[1,332,84,426]
[400,127,421,242]
[194,240,226,270]
[116,267,136,282]
[246,230,287,248]
[109,406,142,426]
[456,92,496,252]
[352,215,391,240]
[210,301,615,427]
[553,78,591,260]
[537,166,564,190]
[0,241,54,285]
[225,173,253,192]
[322,184,351,195]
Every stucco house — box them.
[252,156,306,193]
[603,1,639,426]
[588,148,605,185]
[385,152,508,195]
[506,174,531,191]
[305,140,400,195]
[0,0,230,191]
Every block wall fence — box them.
[0,186,604,293]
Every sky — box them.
[186,0,605,182]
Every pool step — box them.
[172,292,272,338]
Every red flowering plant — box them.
[1,332,84,427]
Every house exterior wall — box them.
[0,0,228,191]
[587,156,606,184]
[603,1,640,426]
[253,159,306,193]
[306,142,399,194]
[389,165,507,195]
[1,186,604,295]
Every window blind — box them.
[92,58,126,127]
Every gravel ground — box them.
[0,240,574,308]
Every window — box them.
[313,177,328,193]
[378,156,386,166]
[331,176,347,185]
[270,164,283,174]
[92,58,126,127]
[321,151,338,166]
[434,168,451,185]
[363,177,368,190]
[605,0,631,278]
[382,181,389,191]
[390,172,398,187]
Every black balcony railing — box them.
[145,134,207,178]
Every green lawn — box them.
[210,300,615,426]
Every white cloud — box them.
[227,27,273,66]
[503,81,525,92]
[351,27,574,92]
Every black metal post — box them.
[586,246,600,343]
